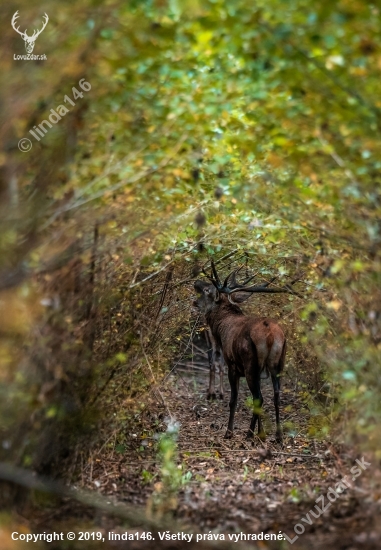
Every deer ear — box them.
[230,292,252,303]
[213,288,220,302]
[194,280,208,293]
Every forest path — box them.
[163,368,377,549]
[84,361,379,550]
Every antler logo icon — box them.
[11,11,49,54]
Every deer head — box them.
[11,11,49,54]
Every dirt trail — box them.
[84,359,380,550]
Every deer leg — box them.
[246,378,265,440]
[215,349,224,399]
[207,361,216,400]
[218,360,224,399]
[224,370,239,439]
[206,339,216,400]
[271,373,282,442]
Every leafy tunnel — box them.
[1,0,381,548]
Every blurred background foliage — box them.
[1,0,381,539]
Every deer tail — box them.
[250,339,268,379]
[278,340,287,373]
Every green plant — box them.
[147,419,191,517]
[141,469,156,485]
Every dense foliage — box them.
[1,0,381,539]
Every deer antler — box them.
[229,266,261,288]
[205,259,303,300]
[11,11,49,40]
[11,11,27,38]
[30,13,49,39]
[228,278,303,299]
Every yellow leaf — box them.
[327,300,341,311]
[267,152,282,167]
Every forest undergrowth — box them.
[24,251,379,550]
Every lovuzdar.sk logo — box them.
[12,10,48,60]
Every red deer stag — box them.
[194,261,299,442]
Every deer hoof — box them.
[246,430,254,440]
[207,392,217,401]
[219,393,224,400]
[224,430,233,439]
[275,431,283,443]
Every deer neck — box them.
[205,302,243,342]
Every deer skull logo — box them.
[11,11,49,54]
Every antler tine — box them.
[231,275,277,292]
[260,275,278,288]
[229,271,237,288]
[201,266,214,283]
[289,271,304,286]
[227,264,245,289]
[240,270,260,286]
[11,11,19,25]
[200,261,220,290]
[229,266,265,290]
[223,267,240,288]
[210,259,222,288]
